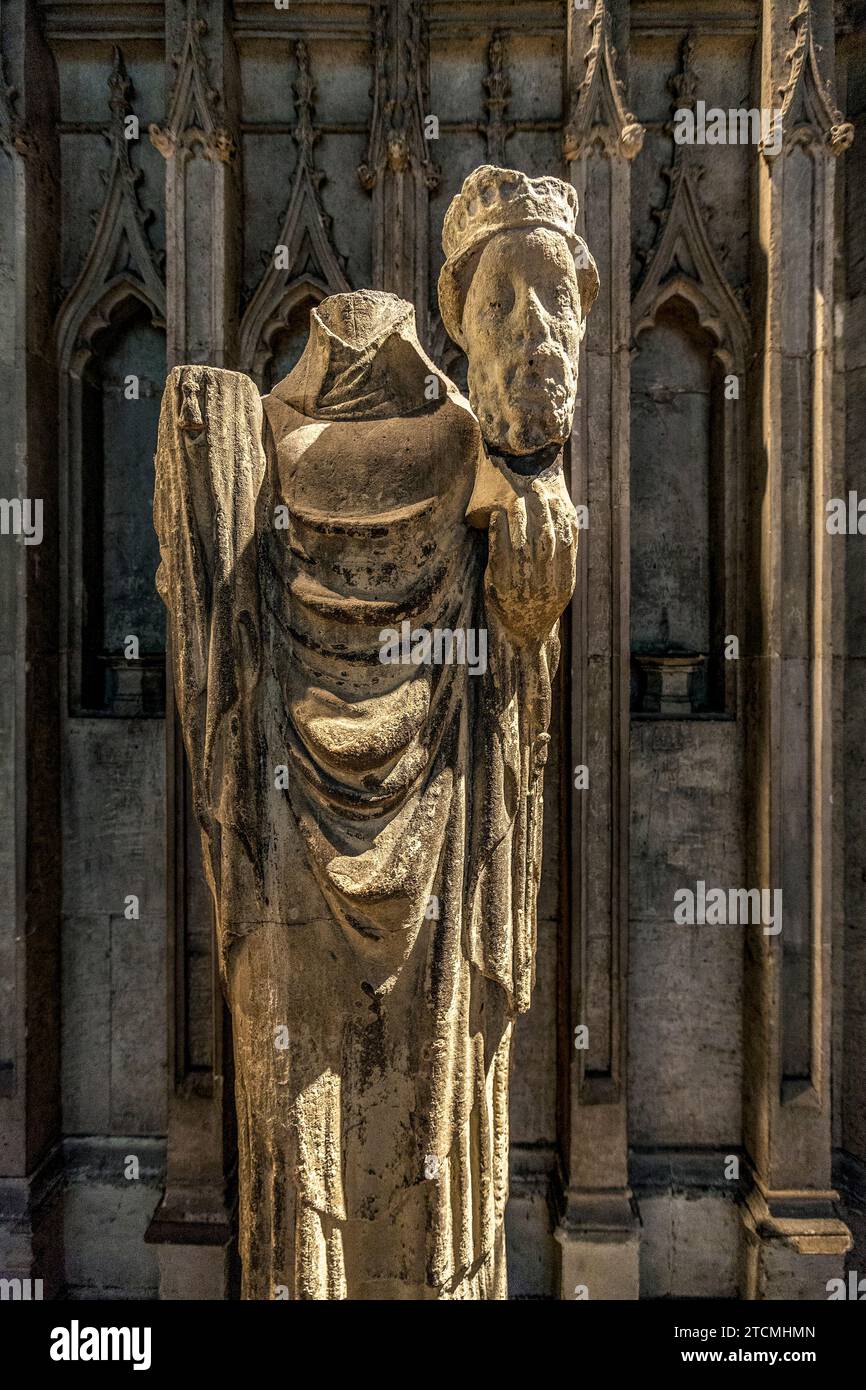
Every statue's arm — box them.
[154,364,267,828]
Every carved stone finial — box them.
[771,0,854,157]
[95,47,153,230]
[668,30,699,116]
[564,0,644,162]
[661,30,704,183]
[149,0,236,163]
[106,46,139,184]
[482,33,512,166]
[0,45,31,157]
[107,45,132,125]
[291,40,319,174]
[357,0,440,192]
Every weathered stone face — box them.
[460,227,582,457]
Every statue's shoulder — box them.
[261,355,481,453]
[261,289,484,439]
[436,381,482,448]
[260,383,303,442]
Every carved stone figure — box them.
[154,165,597,1300]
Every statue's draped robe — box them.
[154,293,570,1299]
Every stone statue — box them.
[154,166,597,1300]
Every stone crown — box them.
[442,165,580,266]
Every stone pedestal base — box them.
[505,1147,558,1298]
[740,1188,852,1300]
[151,1239,233,1301]
[554,1191,640,1300]
[0,1145,64,1299]
[632,652,706,715]
[145,1192,236,1300]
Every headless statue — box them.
[154,167,597,1299]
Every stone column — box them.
[839,2,866,1276]
[0,0,63,1296]
[742,0,853,1297]
[555,0,643,1300]
[144,0,240,1300]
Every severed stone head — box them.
[438,165,598,459]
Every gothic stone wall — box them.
[1,0,864,1300]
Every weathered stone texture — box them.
[153,156,591,1295]
[2,0,863,1300]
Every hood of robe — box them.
[272,289,452,421]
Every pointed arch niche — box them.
[241,271,334,393]
[57,50,167,717]
[239,41,350,391]
[629,171,748,718]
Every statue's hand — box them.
[484,469,578,643]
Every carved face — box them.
[460,226,582,456]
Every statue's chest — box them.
[275,413,461,519]
[265,401,481,606]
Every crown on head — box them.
[442,166,578,263]
[438,165,598,349]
